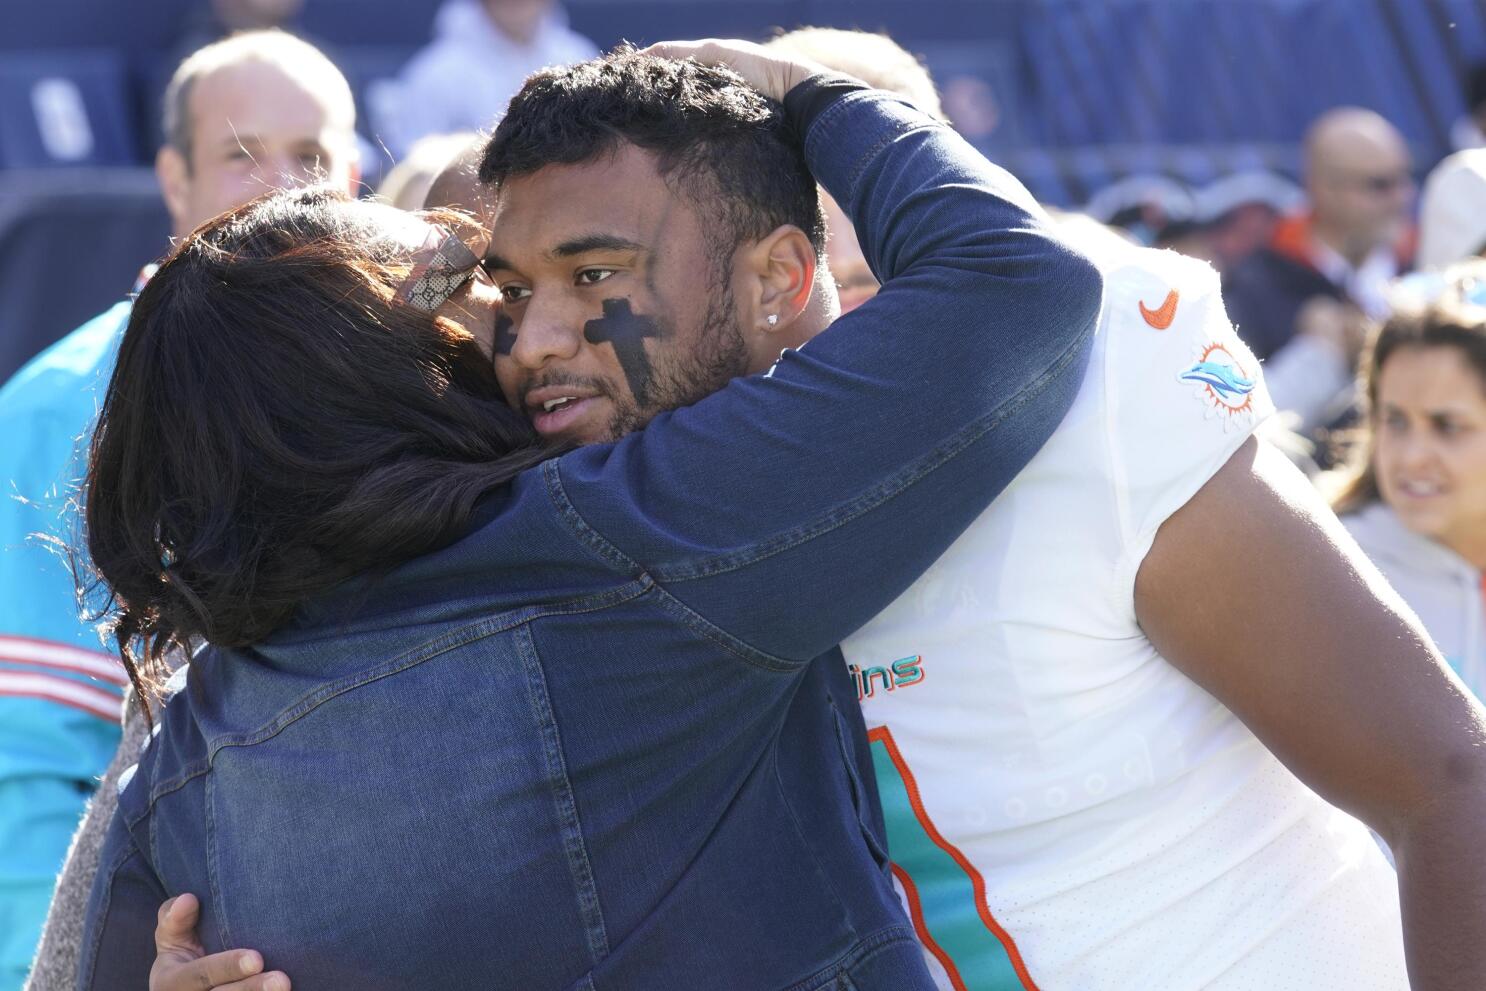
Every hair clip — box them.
[397,227,480,312]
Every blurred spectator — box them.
[371,0,597,159]
[1082,173,1302,274]
[1329,266,1486,696]
[1188,171,1305,274]
[1082,174,1197,250]
[375,130,478,211]
[423,136,497,215]
[1,32,357,991]
[1451,63,1486,152]
[765,27,943,313]
[1226,108,1414,434]
[1417,149,1486,272]
[940,74,1001,146]
[172,0,308,68]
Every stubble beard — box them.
[599,275,751,442]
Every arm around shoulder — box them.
[557,84,1101,663]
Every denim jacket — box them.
[79,80,1102,991]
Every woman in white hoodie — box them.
[1331,264,1486,694]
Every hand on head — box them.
[641,38,828,102]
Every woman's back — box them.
[105,461,907,987]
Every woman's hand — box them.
[150,894,289,991]
[642,38,828,102]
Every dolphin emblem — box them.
[1180,359,1254,398]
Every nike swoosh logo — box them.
[1139,290,1179,330]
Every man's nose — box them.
[509,301,585,370]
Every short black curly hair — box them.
[479,49,826,276]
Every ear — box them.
[743,223,818,336]
[155,146,192,235]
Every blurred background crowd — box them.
[1,0,1485,988]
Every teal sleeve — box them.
[0,305,132,990]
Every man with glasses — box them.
[1225,107,1414,435]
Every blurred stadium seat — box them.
[0,168,167,380]
[3,0,1482,168]
[0,52,137,168]
[2,0,1486,340]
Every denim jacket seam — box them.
[770,747,852,921]
[647,584,806,673]
[781,924,922,991]
[651,324,1088,585]
[545,462,805,672]
[804,93,942,195]
[130,763,210,829]
[204,771,233,949]
[803,95,885,182]
[79,837,145,991]
[543,459,643,573]
[514,624,611,964]
[196,580,652,762]
[843,124,933,198]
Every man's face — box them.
[160,59,357,235]
[485,143,751,446]
[1312,142,1414,257]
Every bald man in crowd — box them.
[2,31,358,991]
[1224,108,1414,434]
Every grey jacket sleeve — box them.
[23,693,148,991]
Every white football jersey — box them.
[841,245,1408,991]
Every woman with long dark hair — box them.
[87,189,543,700]
[1330,264,1486,696]
[75,43,1102,990]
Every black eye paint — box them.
[493,312,517,357]
[584,298,663,406]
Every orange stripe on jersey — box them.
[869,725,1041,991]
[892,862,974,991]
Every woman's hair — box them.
[1328,264,1486,514]
[85,185,546,713]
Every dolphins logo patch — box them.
[1179,342,1256,428]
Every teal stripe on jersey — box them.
[871,736,1027,991]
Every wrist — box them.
[781,73,873,145]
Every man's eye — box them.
[576,268,615,285]
[500,285,532,303]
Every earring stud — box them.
[766,314,779,327]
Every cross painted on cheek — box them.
[494,312,517,357]
[583,298,664,406]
